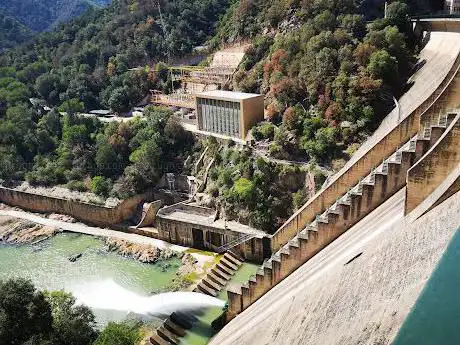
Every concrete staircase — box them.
[149,312,195,345]
[194,251,243,297]
[226,112,453,320]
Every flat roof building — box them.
[195,90,264,141]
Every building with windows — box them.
[446,0,460,13]
[195,90,264,141]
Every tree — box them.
[59,99,85,115]
[0,279,53,344]
[96,142,119,177]
[46,291,98,345]
[367,49,399,87]
[232,178,255,203]
[109,87,130,113]
[94,322,141,345]
[91,176,112,197]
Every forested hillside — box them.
[0,9,33,52]
[0,0,230,202]
[0,0,436,231]
[212,0,417,166]
[205,0,421,230]
[0,0,111,32]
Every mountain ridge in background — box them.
[0,8,33,52]
[0,0,111,33]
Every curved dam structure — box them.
[211,189,460,345]
[212,24,460,345]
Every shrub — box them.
[253,122,276,141]
[90,176,112,197]
[67,180,87,192]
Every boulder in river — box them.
[69,253,83,262]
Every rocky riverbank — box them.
[105,237,179,263]
[0,216,61,244]
[105,237,209,292]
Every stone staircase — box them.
[194,251,243,297]
[226,112,452,320]
[149,312,196,345]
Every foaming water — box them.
[72,279,225,316]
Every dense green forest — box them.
[0,0,435,231]
[0,0,111,33]
[0,10,33,52]
[0,278,143,345]
[215,0,417,165]
[0,0,228,199]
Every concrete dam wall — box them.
[270,31,460,253]
[0,187,145,228]
[406,114,460,213]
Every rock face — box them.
[0,216,60,244]
[105,238,176,263]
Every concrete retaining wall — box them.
[0,187,145,227]
[406,115,460,213]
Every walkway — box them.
[0,209,187,252]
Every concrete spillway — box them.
[210,190,460,345]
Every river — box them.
[0,232,185,325]
[0,231,258,344]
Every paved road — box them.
[0,209,187,251]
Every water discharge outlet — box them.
[72,280,225,317]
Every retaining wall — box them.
[406,115,460,213]
[0,187,145,227]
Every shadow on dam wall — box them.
[392,229,460,345]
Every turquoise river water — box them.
[393,229,460,345]
[0,232,258,344]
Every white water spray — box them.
[71,280,225,316]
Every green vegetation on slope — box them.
[0,0,426,232]
[216,0,417,164]
[0,0,228,198]
[0,0,230,110]
[0,9,33,52]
